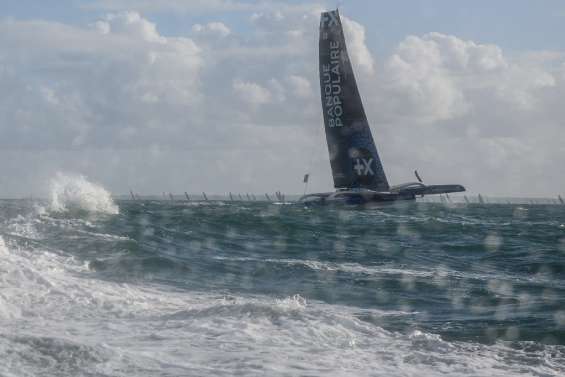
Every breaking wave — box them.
[1,198,564,376]
[48,173,118,214]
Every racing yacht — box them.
[300,9,465,205]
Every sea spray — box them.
[0,235,7,255]
[48,173,119,214]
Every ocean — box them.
[1,176,564,376]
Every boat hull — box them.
[299,184,465,206]
[299,191,415,206]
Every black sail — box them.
[319,9,389,191]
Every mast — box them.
[319,9,389,191]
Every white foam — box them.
[48,172,118,214]
[1,221,564,376]
[1,237,563,376]
[0,235,7,253]
[3,214,42,240]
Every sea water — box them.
[0,176,564,376]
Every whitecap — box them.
[48,172,119,214]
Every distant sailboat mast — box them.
[303,173,310,196]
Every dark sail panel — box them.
[319,9,389,191]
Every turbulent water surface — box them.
[1,181,565,376]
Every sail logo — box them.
[320,11,339,29]
[322,40,343,128]
[353,158,374,176]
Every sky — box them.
[1,0,565,198]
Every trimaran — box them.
[299,9,465,205]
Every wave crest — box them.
[48,173,119,214]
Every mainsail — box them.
[319,9,389,191]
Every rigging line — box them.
[303,115,324,195]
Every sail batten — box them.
[319,10,389,191]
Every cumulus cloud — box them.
[342,16,375,76]
[384,33,473,122]
[0,13,202,152]
[232,79,272,106]
[192,22,231,38]
[94,11,165,42]
[365,32,565,195]
[0,7,564,197]
[287,75,312,98]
